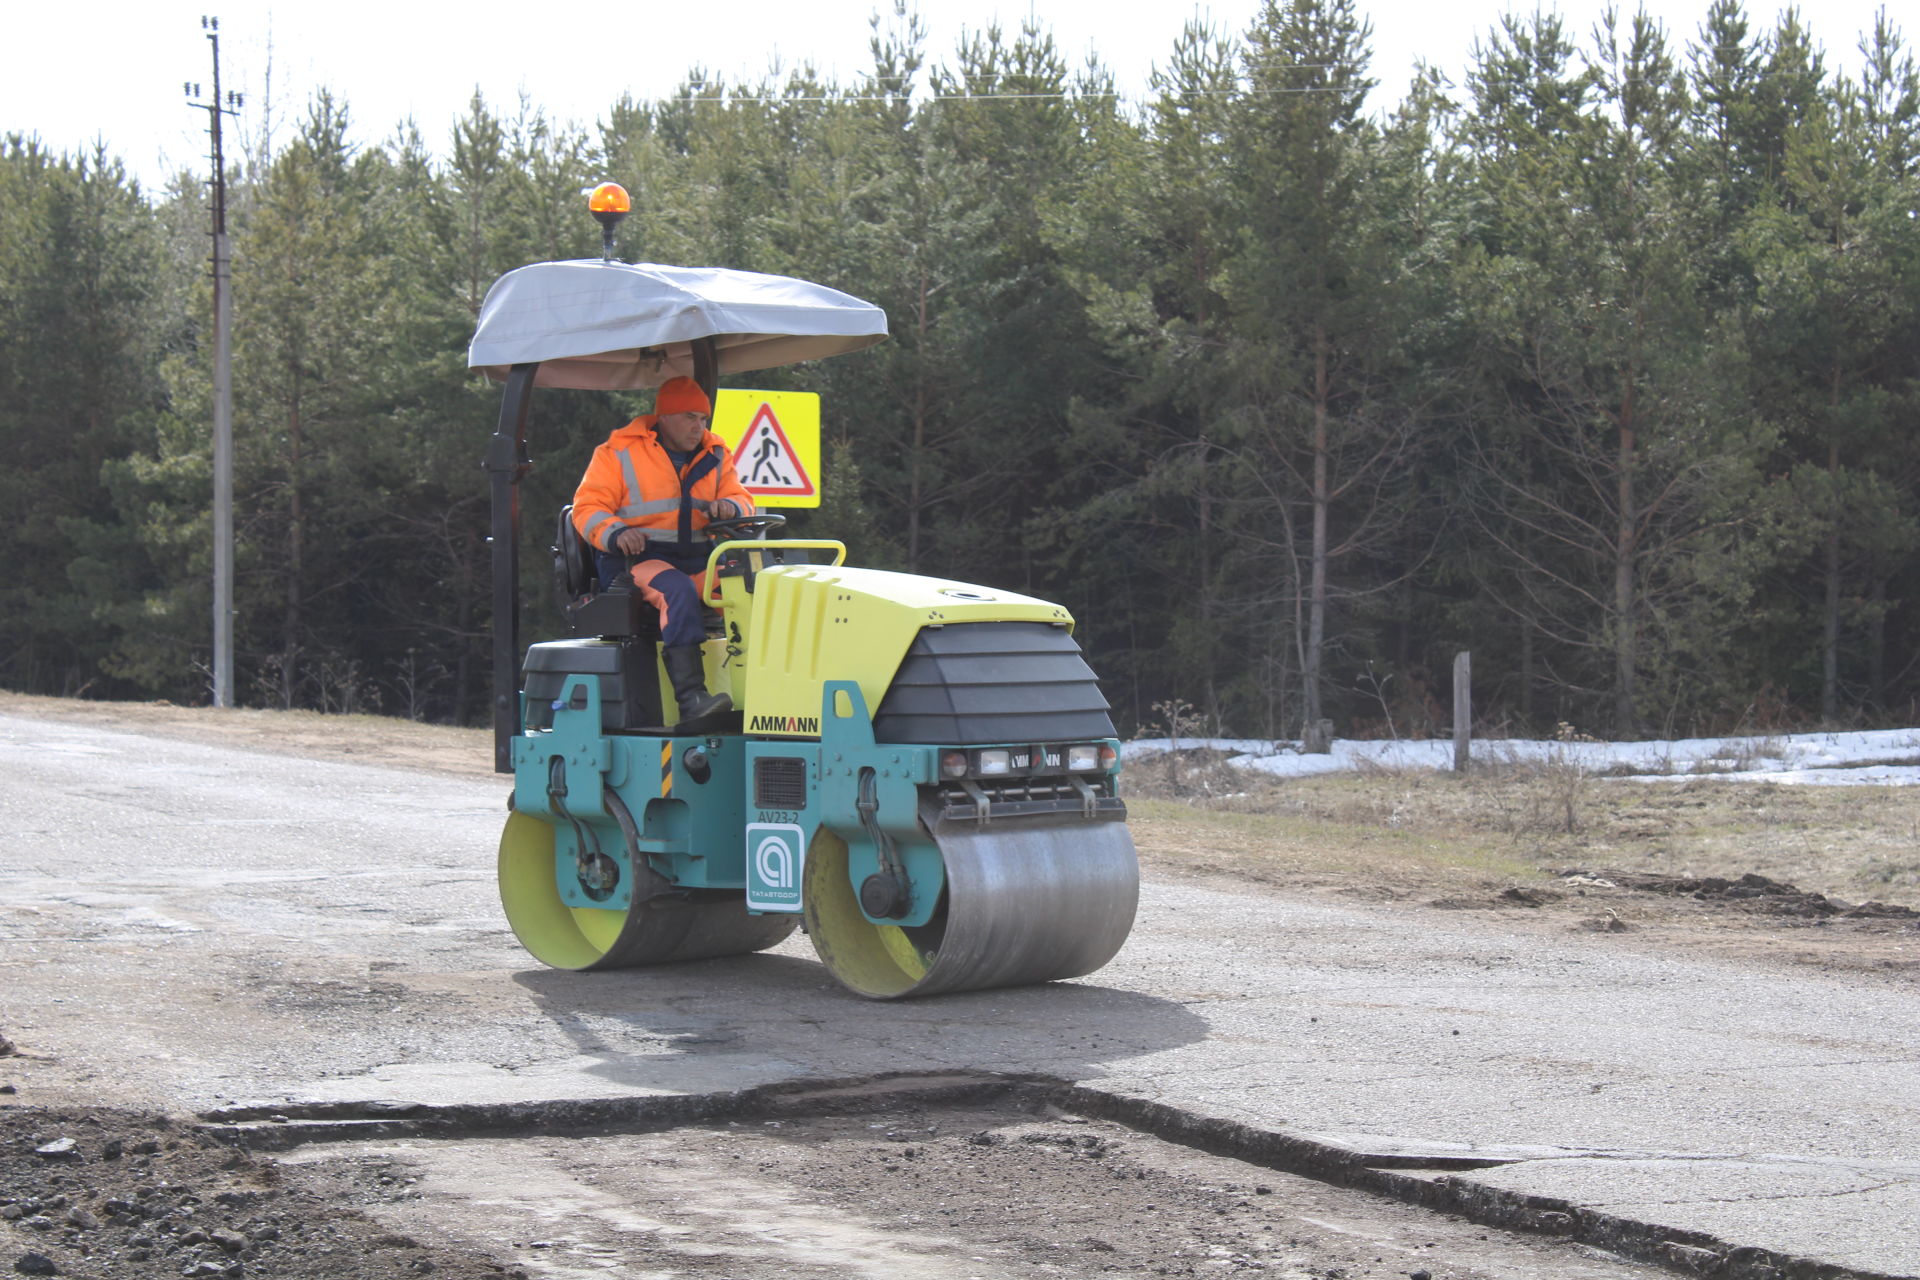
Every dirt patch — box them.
[1556,870,1920,920]
[0,1097,1676,1280]
[0,1108,511,1279]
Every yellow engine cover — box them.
[733,564,1073,738]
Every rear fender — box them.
[511,675,617,819]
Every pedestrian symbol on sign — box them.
[736,403,814,498]
[748,426,792,487]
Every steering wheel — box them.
[705,513,788,541]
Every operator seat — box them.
[553,505,649,639]
[552,504,737,641]
[534,505,802,735]
[542,505,732,733]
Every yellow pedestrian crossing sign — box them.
[713,389,820,509]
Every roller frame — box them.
[502,671,1138,996]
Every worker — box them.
[571,375,751,724]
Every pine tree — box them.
[1456,9,1773,734]
[0,141,170,696]
[1224,0,1419,741]
[1741,16,1920,720]
[232,92,396,708]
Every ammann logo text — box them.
[749,714,820,734]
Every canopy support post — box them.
[692,336,719,410]
[488,363,538,774]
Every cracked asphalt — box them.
[0,710,1916,1277]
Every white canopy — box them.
[467,259,889,390]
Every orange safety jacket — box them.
[571,415,755,557]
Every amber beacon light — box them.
[588,182,631,260]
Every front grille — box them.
[755,757,808,808]
[934,775,1125,823]
[943,778,1085,805]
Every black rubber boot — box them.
[662,644,731,724]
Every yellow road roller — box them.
[468,192,1137,998]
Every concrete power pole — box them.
[186,17,241,707]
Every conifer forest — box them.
[3,0,1917,741]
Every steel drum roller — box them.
[804,809,1139,999]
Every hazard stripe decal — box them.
[660,741,674,798]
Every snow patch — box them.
[1125,729,1920,786]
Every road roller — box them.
[468,188,1137,998]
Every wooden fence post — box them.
[1453,651,1472,773]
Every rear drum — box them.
[498,810,797,971]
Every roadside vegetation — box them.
[1124,744,1920,913]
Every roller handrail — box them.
[703,538,849,601]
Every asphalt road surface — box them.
[1,711,1916,1278]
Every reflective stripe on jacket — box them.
[571,415,755,554]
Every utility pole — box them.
[186,17,242,707]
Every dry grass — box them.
[0,690,497,782]
[1123,748,1920,909]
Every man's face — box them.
[657,411,708,452]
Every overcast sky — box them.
[6,0,1905,192]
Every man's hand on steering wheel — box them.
[705,511,788,540]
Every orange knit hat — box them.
[654,376,711,417]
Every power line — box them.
[644,28,1852,108]
[641,72,1743,109]
[646,42,1837,108]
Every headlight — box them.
[1067,744,1101,772]
[976,749,1012,776]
